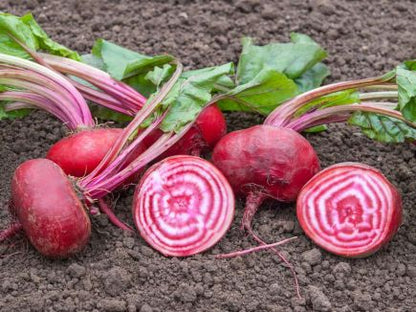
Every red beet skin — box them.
[11,159,91,258]
[46,128,123,177]
[297,162,402,258]
[195,104,227,148]
[212,125,320,201]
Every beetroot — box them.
[212,125,320,234]
[46,128,123,177]
[11,159,91,257]
[297,162,402,257]
[132,155,235,257]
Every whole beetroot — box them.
[212,125,320,238]
[11,159,91,257]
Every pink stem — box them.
[41,54,146,108]
[79,62,184,190]
[86,110,169,188]
[97,198,134,232]
[265,76,392,127]
[216,236,298,259]
[0,71,94,128]
[286,103,415,132]
[11,40,139,116]
[2,92,70,127]
[71,79,136,116]
[0,221,23,242]
[0,54,91,121]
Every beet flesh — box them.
[297,162,402,258]
[211,125,320,202]
[11,159,91,258]
[132,155,235,257]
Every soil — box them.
[1,0,416,311]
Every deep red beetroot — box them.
[212,125,320,206]
[297,162,402,258]
[11,159,91,257]
[144,104,227,158]
[133,155,235,257]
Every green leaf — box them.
[159,62,235,132]
[304,125,328,133]
[396,67,416,122]
[20,13,80,60]
[0,13,80,60]
[0,104,31,120]
[236,34,327,85]
[122,64,176,99]
[89,105,133,122]
[401,59,416,71]
[295,63,330,93]
[220,33,328,114]
[81,53,105,71]
[145,64,176,89]
[0,13,38,59]
[348,111,416,143]
[91,39,174,80]
[218,68,298,115]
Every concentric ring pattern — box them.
[297,163,401,257]
[133,155,235,257]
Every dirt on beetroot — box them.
[1,0,416,311]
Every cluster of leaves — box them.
[0,12,331,133]
[84,33,328,131]
[3,12,416,144]
[348,66,416,143]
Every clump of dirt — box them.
[1,0,416,311]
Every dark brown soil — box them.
[1,0,416,311]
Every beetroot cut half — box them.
[133,155,235,257]
[297,162,402,258]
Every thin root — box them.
[247,227,301,299]
[216,236,297,259]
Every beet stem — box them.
[41,54,146,110]
[286,102,416,132]
[216,236,297,259]
[97,198,134,232]
[0,54,92,122]
[0,221,23,242]
[265,75,394,127]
